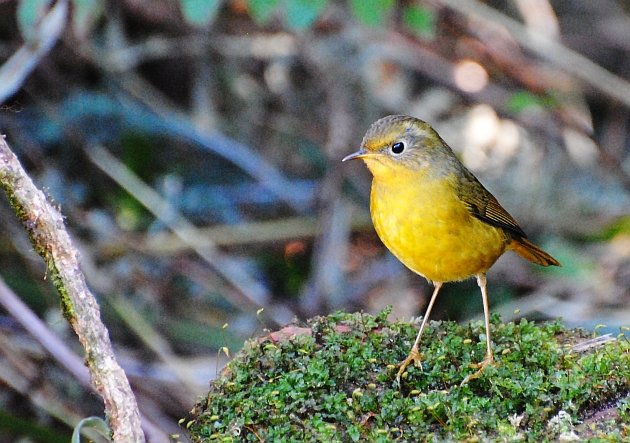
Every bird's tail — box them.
[509,238,560,267]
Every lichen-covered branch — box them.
[0,135,145,443]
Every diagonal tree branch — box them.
[0,134,145,443]
[0,0,68,105]
[439,0,630,107]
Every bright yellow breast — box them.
[369,169,508,283]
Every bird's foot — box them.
[460,353,494,386]
[396,346,423,384]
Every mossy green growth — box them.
[188,310,629,442]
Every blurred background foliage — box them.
[0,0,628,441]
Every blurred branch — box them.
[0,277,90,384]
[75,33,309,211]
[373,33,556,134]
[191,53,218,132]
[300,40,355,313]
[375,8,630,190]
[439,0,630,107]
[0,135,145,443]
[108,295,203,396]
[123,83,310,212]
[0,0,67,104]
[140,214,370,253]
[86,145,295,325]
[492,280,630,330]
[0,360,102,442]
[599,107,630,190]
[0,279,104,442]
[105,36,205,72]
[0,276,173,443]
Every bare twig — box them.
[0,277,91,385]
[439,0,630,107]
[0,135,145,442]
[0,0,68,104]
[139,214,370,253]
[85,144,295,325]
[300,40,355,313]
[108,295,203,396]
[571,334,616,353]
[76,36,308,212]
[0,275,172,442]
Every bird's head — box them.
[343,115,453,178]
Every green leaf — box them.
[248,0,280,23]
[284,0,328,30]
[179,0,221,27]
[17,0,51,41]
[403,5,435,39]
[72,0,103,39]
[350,0,394,27]
[506,91,542,113]
[588,215,630,241]
[71,417,111,443]
[507,90,559,113]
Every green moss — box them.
[188,310,630,442]
[53,269,76,323]
[0,185,77,322]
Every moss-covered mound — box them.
[187,310,629,442]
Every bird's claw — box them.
[460,353,494,386]
[396,346,423,384]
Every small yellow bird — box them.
[343,115,560,384]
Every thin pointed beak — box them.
[342,148,368,162]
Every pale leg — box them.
[396,282,443,383]
[461,273,495,385]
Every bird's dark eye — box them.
[391,141,405,154]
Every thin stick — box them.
[85,145,290,322]
[0,1,68,104]
[440,0,630,107]
[0,135,145,443]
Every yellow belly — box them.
[370,174,508,283]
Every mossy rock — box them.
[187,309,630,442]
